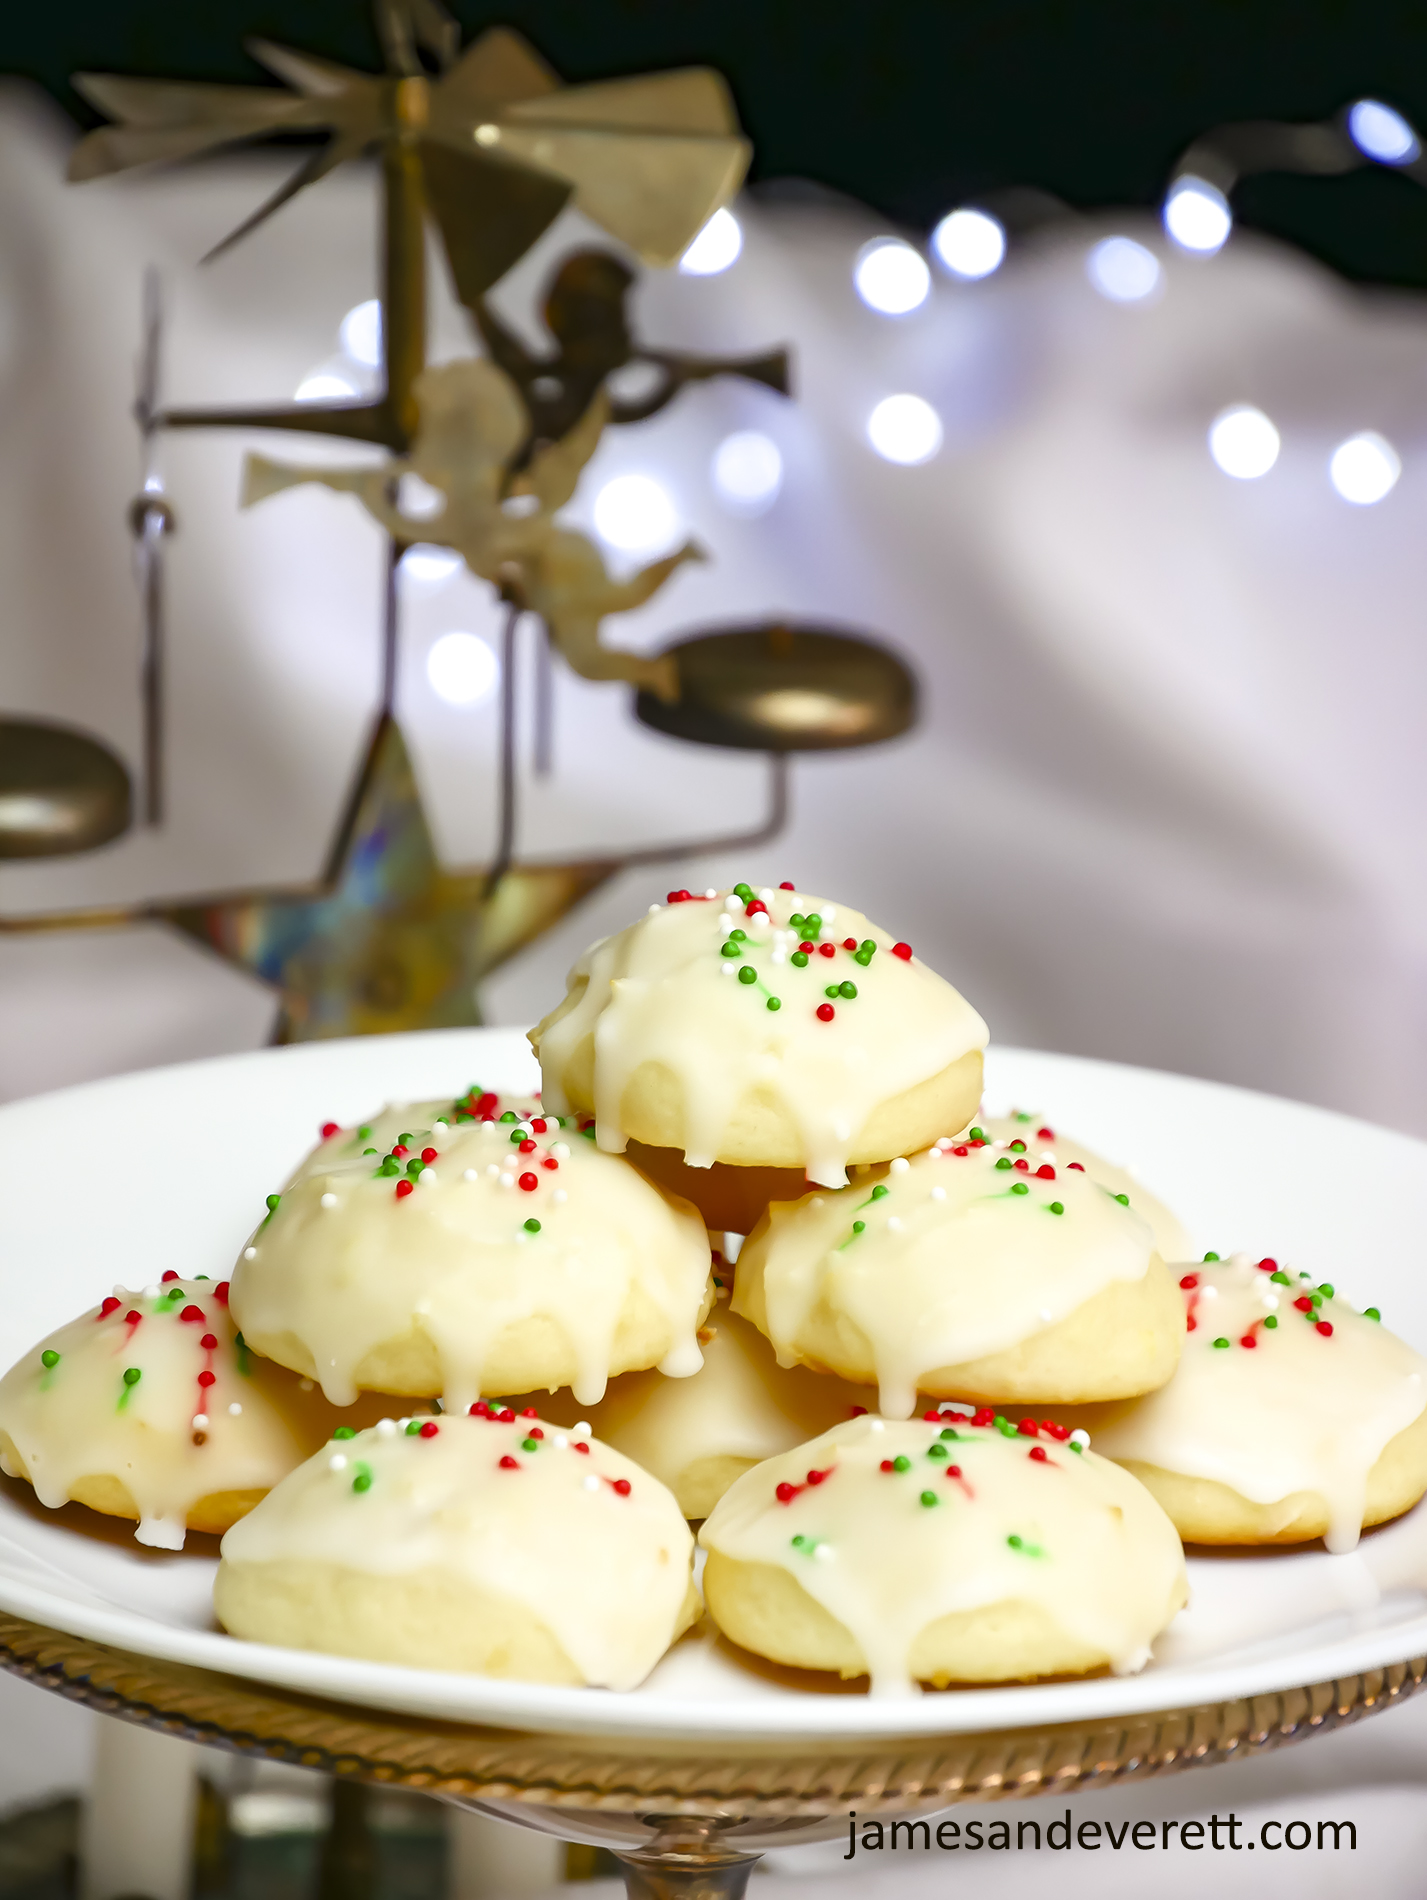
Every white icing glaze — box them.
[231,1105,712,1410]
[982,1112,1194,1262]
[219,1409,694,1689]
[535,889,987,1187]
[289,1091,541,1188]
[699,1413,1186,1695]
[735,1135,1155,1417]
[1090,1252,1427,1552]
[568,1309,873,1502]
[0,1278,356,1549]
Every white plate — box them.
[2,1030,1426,1744]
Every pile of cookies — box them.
[3,882,1424,1698]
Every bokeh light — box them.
[339,299,382,368]
[592,473,683,553]
[1329,432,1401,505]
[854,238,931,314]
[679,208,743,276]
[867,395,943,465]
[1208,405,1280,480]
[427,631,497,706]
[1086,236,1163,302]
[1348,99,1421,164]
[931,208,1006,280]
[711,431,783,512]
[1163,177,1232,255]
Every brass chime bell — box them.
[0,719,132,860]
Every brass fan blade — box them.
[201,130,376,263]
[437,25,560,113]
[508,67,741,136]
[0,719,131,859]
[245,39,377,101]
[73,71,313,131]
[635,624,917,753]
[419,140,571,306]
[489,123,749,265]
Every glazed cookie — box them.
[530,1309,874,1519]
[216,1408,699,1689]
[699,1413,1186,1693]
[0,1276,383,1548]
[981,1112,1194,1263]
[289,1087,542,1186]
[230,1106,713,1411]
[532,883,987,1197]
[734,1134,1181,1416]
[1082,1252,1427,1552]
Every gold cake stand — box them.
[2,1609,1423,1897]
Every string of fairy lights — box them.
[276,94,1421,709]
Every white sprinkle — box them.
[553,1433,569,1449]
[759,888,774,901]
[718,913,735,936]
[320,1192,339,1210]
[419,1167,437,1187]
[1201,1284,1218,1300]
[1069,1428,1091,1450]
[648,903,660,914]
[486,1164,501,1179]
[552,1142,570,1160]
[887,1216,903,1233]
[930,1185,946,1202]
[552,1188,568,1205]
[299,1378,315,1392]
[572,1421,592,1440]
[890,1156,910,1174]
[868,1418,886,1433]
[464,1168,478,1182]
[822,904,837,924]
[704,888,717,898]
[112,1284,128,1298]
[225,1401,243,1419]
[243,1248,257,1262]
[329,1453,348,1472]
[726,895,745,915]
[813,1542,835,1562]
[433,1118,448,1131]
[500,1172,515,1188]
[143,1284,161,1299]
[192,1414,209,1430]
[721,962,737,977]
[771,947,786,964]
[583,1474,601,1492]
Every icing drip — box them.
[534,888,987,1187]
[1090,1252,1427,1552]
[219,1410,695,1690]
[699,1413,1187,1695]
[735,1135,1155,1417]
[231,1101,712,1410]
[982,1112,1194,1262]
[0,1277,359,1548]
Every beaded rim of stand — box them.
[0,1610,1421,1816]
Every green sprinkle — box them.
[825,984,840,999]
[1049,1201,1064,1215]
[1263,1315,1278,1329]
[919,1490,938,1507]
[1318,1283,1335,1299]
[195,1275,209,1282]
[734,883,754,902]
[500,1111,517,1123]
[1009,1140,1026,1153]
[804,913,822,933]
[363,1147,378,1156]
[522,1437,539,1452]
[1366,1307,1381,1320]
[1203,1251,1220,1262]
[351,1464,372,1493]
[854,948,873,966]
[379,1157,400,1176]
[870,1184,889,1200]
[1270,1271,1291,1285]
[789,913,805,929]
[1007,1533,1045,1555]
[1015,1112,1033,1123]
[398,1132,413,1146]
[892,1455,911,1472]
[123,1367,141,1386]
[839,980,858,999]
[358,1125,372,1139]
[731,927,747,941]
[1068,1440,1083,1454]
[1310,1292,1323,1307]
[852,1220,866,1234]
[1007,1534,1023,1549]
[968,1127,985,1141]
[738,965,757,984]
[1213,1337,1230,1349]
[720,941,741,958]
[405,1420,422,1436]
[939,1427,960,1441]
[791,1533,807,1548]
[40,1350,60,1370]
[582,1125,596,1139]
[766,996,781,1011]
[1011,1182,1029,1195]
[407,1157,423,1175]
[332,1426,356,1440]
[995,1157,1012,1171]
[996,1417,1018,1437]
[860,939,877,957]
[926,1442,948,1460]
[524,1218,541,1234]
[265,1193,280,1212]
[791,951,809,967]
[1113,1193,1130,1205]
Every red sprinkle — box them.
[98,1297,121,1319]
[475,1093,498,1117]
[499,1454,520,1469]
[805,1467,830,1485]
[971,1408,995,1427]
[612,1478,632,1496]
[1017,1418,1039,1436]
[850,1404,868,1416]
[946,1465,962,1479]
[214,1283,230,1307]
[542,1156,559,1170]
[1037,1126,1054,1140]
[1317,1320,1334,1337]
[125,1310,142,1325]
[818,942,836,959]
[521,1407,539,1418]
[952,1144,969,1156]
[745,900,768,917]
[422,1147,438,1164]
[395,1180,414,1199]
[1042,1421,1071,1440]
[798,941,815,954]
[198,1370,216,1388]
[923,1409,943,1422]
[880,1459,897,1474]
[531,1118,548,1133]
[1067,1162,1086,1172]
[817,1004,836,1022]
[497,1408,515,1423]
[528,1427,545,1439]
[161,1271,181,1284]
[1036,1164,1056,1180]
[892,942,913,960]
[574,1440,590,1454]
[1028,1446,1048,1462]
[1258,1257,1278,1273]
[392,1144,409,1158]
[469,1401,491,1417]
[666,889,692,903]
[518,1139,537,1153]
[842,936,858,951]
[1240,1334,1258,1349]
[1179,1273,1199,1289]
[518,1172,539,1192]
[320,1121,340,1139]
[180,1306,204,1323]
[419,1421,439,1438]
[1187,1316,1198,1331]
[1293,1296,1314,1313]
[200,1334,218,1351]
[1013,1157,1029,1171]
[779,881,795,889]
[776,1482,797,1501]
